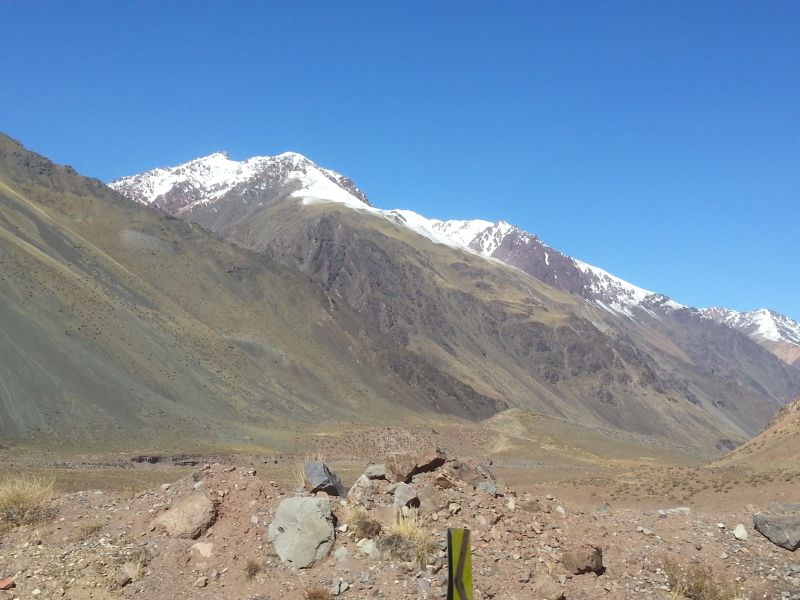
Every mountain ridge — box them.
[110,151,800,365]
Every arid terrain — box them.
[1,418,799,600]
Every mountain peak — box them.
[110,150,369,213]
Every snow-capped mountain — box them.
[699,308,800,345]
[110,151,369,215]
[110,150,800,364]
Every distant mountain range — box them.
[1,133,797,454]
[112,150,800,368]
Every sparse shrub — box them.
[305,587,331,600]
[662,556,739,600]
[0,474,55,527]
[245,558,261,581]
[378,508,435,568]
[77,522,103,540]
[349,508,382,539]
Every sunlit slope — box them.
[0,136,449,449]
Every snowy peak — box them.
[700,307,800,346]
[110,151,369,214]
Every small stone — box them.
[194,576,208,588]
[356,538,381,560]
[449,502,462,514]
[0,578,15,591]
[330,579,349,596]
[532,575,564,600]
[561,545,603,575]
[32,590,42,597]
[250,515,259,525]
[733,524,748,541]
[555,506,566,515]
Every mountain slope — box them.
[719,396,800,468]
[111,150,800,452]
[1,134,512,449]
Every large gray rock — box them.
[754,504,800,551]
[304,460,345,496]
[347,474,372,506]
[153,492,216,539]
[268,497,335,568]
[364,463,387,480]
[393,482,419,509]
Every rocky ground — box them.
[0,450,798,600]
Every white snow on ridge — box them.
[700,307,800,345]
[111,151,366,209]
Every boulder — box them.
[561,545,604,575]
[477,481,498,497]
[417,485,443,515]
[304,460,345,496]
[444,460,485,486]
[347,474,372,506]
[153,492,216,539]
[393,482,419,509]
[268,497,335,568]
[754,505,800,551]
[386,448,446,483]
[364,463,387,480]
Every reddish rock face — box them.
[0,578,15,590]
[386,448,446,483]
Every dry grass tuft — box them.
[379,508,435,568]
[305,587,331,600]
[662,557,739,600]
[244,558,261,581]
[0,474,55,528]
[349,507,382,539]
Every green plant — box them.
[0,474,55,527]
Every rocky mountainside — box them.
[111,153,800,369]
[2,134,514,449]
[109,149,800,452]
[699,307,800,366]
[720,396,800,468]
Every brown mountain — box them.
[109,148,800,454]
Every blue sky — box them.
[2,2,798,319]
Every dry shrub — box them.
[378,508,435,568]
[0,474,55,527]
[305,587,331,600]
[244,558,261,581]
[662,557,739,600]
[349,507,382,539]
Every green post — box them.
[447,528,473,600]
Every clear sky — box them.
[2,2,798,320]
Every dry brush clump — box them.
[0,474,55,528]
[349,507,383,539]
[662,556,740,600]
[378,508,436,568]
[244,558,262,581]
[304,587,331,600]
